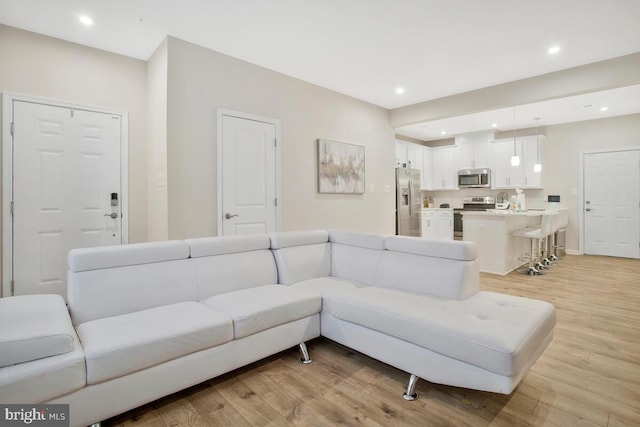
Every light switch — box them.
[384,185,392,193]
[369,184,376,193]
[571,188,577,196]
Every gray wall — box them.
[164,37,395,239]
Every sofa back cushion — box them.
[270,231,330,285]
[375,236,479,300]
[68,241,196,325]
[186,235,278,299]
[329,230,385,285]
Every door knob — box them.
[225,213,238,219]
[585,208,592,212]
[104,212,118,219]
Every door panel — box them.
[12,101,122,297]
[584,150,640,258]
[221,115,277,236]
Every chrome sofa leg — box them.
[299,342,312,364]
[90,423,101,427]
[402,374,419,401]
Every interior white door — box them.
[221,114,277,235]
[584,150,640,258]
[11,101,123,297]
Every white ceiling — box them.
[1,0,640,134]
[397,85,640,141]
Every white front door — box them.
[220,113,279,236]
[584,150,640,259]
[7,99,124,297]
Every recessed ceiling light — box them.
[491,123,498,128]
[395,87,405,95]
[441,131,447,135]
[600,106,609,112]
[78,15,94,26]
[548,45,561,55]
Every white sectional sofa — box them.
[0,230,556,427]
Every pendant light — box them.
[510,106,520,166]
[534,117,542,172]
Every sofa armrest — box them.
[0,295,75,367]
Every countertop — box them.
[461,207,566,217]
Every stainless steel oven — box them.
[454,196,495,239]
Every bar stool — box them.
[513,212,556,275]
[550,209,568,261]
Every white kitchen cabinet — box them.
[491,139,525,189]
[491,136,543,189]
[421,210,435,239]
[422,147,433,190]
[407,143,424,174]
[436,210,454,239]
[395,140,408,167]
[421,209,453,240]
[431,146,457,190]
[455,132,491,169]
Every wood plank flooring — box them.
[103,255,640,427]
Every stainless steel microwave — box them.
[457,168,491,188]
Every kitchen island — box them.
[462,208,567,275]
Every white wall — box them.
[164,37,395,239]
[544,114,640,252]
[0,24,148,244]
[146,39,169,241]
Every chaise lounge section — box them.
[0,230,556,426]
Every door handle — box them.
[104,212,118,219]
[585,208,592,212]
[225,213,238,219]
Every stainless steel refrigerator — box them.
[396,167,421,237]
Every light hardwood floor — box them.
[104,255,640,427]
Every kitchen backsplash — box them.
[422,188,548,209]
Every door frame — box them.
[216,109,281,236]
[2,92,129,297]
[579,146,640,255]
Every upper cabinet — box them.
[422,147,433,190]
[455,132,491,169]
[490,136,544,189]
[395,140,408,167]
[396,140,431,190]
[431,146,458,190]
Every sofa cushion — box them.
[201,285,321,339]
[375,250,479,300]
[68,258,197,326]
[291,277,366,313]
[0,295,74,368]
[329,288,556,376]
[270,231,331,285]
[187,235,278,299]
[76,302,233,384]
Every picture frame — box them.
[317,139,365,194]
